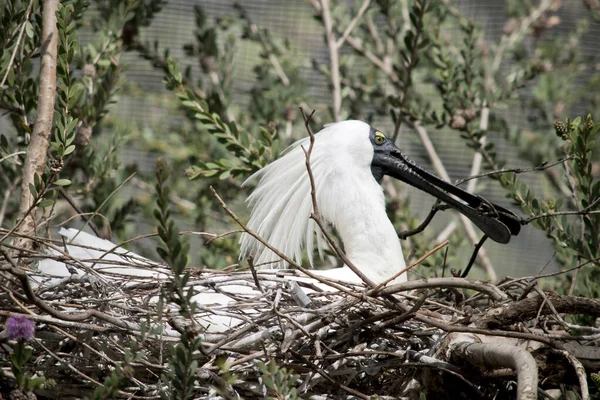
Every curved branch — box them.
[450,340,538,400]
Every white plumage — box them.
[34,119,520,333]
[240,120,407,284]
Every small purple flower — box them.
[5,314,35,341]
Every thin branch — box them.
[376,277,507,301]
[465,106,489,194]
[411,122,497,281]
[0,246,136,329]
[14,0,60,254]
[236,4,291,87]
[247,255,263,293]
[365,13,384,54]
[454,156,574,186]
[336,0,371,48]
[523,197,600,224]
[56,187,102,237]
[460,234,488,278]
[209,186,365,296]
[398,201,449,239]
[0,177,20,228]
[299,107,376,288]
[320,0,342,121]
[392,0,426,142]
[0,151,27,164]
[0,0,34,88]
[554,350,589,400]
[346,35,400,83]
[490,0,553,77]
[373,240,449,290]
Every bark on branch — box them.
[450,340,538,400]
[14,0,60,253]
[476,294,600,329]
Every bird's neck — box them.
[321,171,407,284]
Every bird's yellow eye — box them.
[375,132,386,145]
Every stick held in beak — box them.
[372,144,521,244]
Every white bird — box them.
[240,120,520,284]
[33,120,520,331]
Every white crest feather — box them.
[239,120,376,269]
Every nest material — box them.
[1,240,600,399]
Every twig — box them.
[336,0,371,48]
[373,240,448,290]
[418,312,560,348]
[376,277,507,301]
[523,199,600,224]
[69,172,136,243]
[289,350,371,399]
[392,0,426,142]
[35,337,104,387]
[56,187,102,237]
[235,3,291,87]
[465,106,489,194]
[411,122,497,281]
[209,186,364,296]
[0,177,20,228]
[460,234,488,278]
[247,255,263,293]
[554,349,589,400]
[0,0,34,87]
[0,246,137,329]
[0,151,27,164]
[453,157,574,186]
[299,107,377,288]
[490,0,553,77]
[345,35,400,83]
[398,201,448,239]
[319,0,342,121]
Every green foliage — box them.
[53,2,80,161]
[592,372,600,388]
[0,0,151,240]
[154,159,204,400]
[89,364,130,400]
[164,57,279,180]
[154,159,192,312]
[258,359,299,400]
[3,1,600,395]
[11,341,55,393]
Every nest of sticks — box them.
[1,231,600,400]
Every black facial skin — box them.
[368,126,521,244]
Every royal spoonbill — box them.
[240,120,520,284]
[32,120,520,332]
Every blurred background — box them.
[2,0,600,281]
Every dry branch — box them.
[444,333,538,400]
[1,229,598,398]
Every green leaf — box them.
[0,134,8,151]
[29,183,38,198]
[25,21,34,39]
[38,199,55,208]
[63,145,76,155]
[54,179,72,186]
